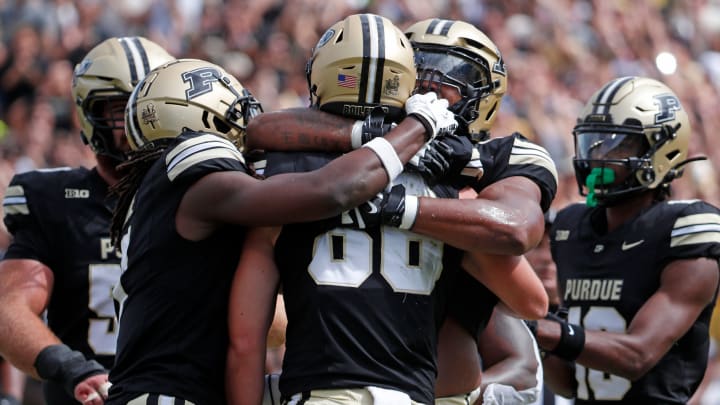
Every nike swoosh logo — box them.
[621,240,645,250]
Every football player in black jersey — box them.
[403,19,553,405]
[227,16,555,405]
[107,51,454,405]
[240,18,556,405]
[532,76,720,404]
[0,37,174,405]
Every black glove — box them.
[340,184,408,229]
[412,134,473,183]
[352,106,395,148]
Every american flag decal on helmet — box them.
[337,74,357,88]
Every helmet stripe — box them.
[358,15,370,104]
[358,14,385,105]
[118,37,139,84]
[119,37,151,86]
[130,37,151,80]
[427,19,453,35]
[592,76,634,114]
[126,81,147,148]
[427,19,439,34]
[371,15,385,104]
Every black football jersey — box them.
[551,200,720,404]
[265,151,456,404]
[3,167,119,405]
[107,132,248,405]
[438,133,558,338]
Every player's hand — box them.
[339,184,414,229]
[482,382,539,405]
[409,134,473,184]
[34,344,107,399]
[351,106,396,148]
[74,375,111,405]
[404,92,457,139]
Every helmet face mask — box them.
[125,59,263,151]
[71,37,175,161]
[405,19,507,141]
[572,76,690,206]
[306,13,416,121]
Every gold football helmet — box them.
[405,19,507,141]
[572,76,692,206]
[71,37,174,160]
[125,58,262,151]
[306,13,416,120]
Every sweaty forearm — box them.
[412,197,543,255]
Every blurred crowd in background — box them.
[2,0,720,402]
[2,0,720,214]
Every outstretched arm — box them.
[536,257,719,380]
[245,108,548,256]
[246,108,355,153]
[182,115,427,232]
[179,93,459,236]
[227,227,281,405]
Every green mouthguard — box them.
[585,167,615,207]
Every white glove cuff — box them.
[351,120,364,149]
[400,195,418,230]
[363,137,403,182]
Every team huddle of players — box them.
[0,11,719,405]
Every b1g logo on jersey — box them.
[653,93,681,123]
[65,188,90,199]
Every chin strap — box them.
[585,167,615,207]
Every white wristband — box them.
[351,121,364,149]
[363,137,403,181]
[400,195,418,229]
